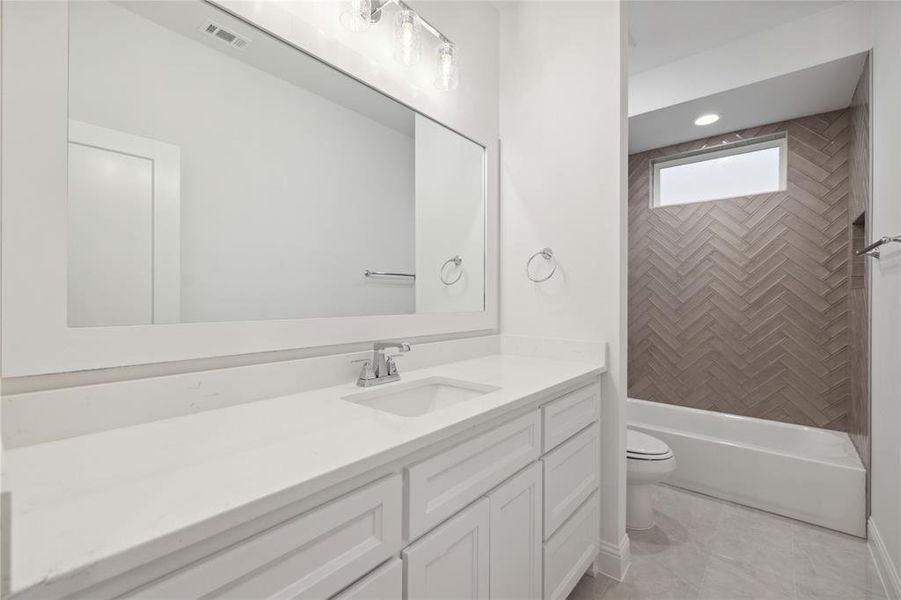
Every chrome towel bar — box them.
[856,235,901,259]
[364,270,415,279]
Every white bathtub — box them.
[628,398,866,537]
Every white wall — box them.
[499,0,629,579]
[414,115,485,313]
[70,1,416,322]
[629,2,874,117]
[869,2,901,596]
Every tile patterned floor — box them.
[569,485,887,600]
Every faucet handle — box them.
[385,356,398,377]
[385,352,407,376]
[352,358,376,383]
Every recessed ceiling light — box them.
[694,114,720,126]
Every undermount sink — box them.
[342,377,500,417]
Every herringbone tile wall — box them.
[628,110,851,430]
[848,58,871,474]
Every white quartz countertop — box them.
[3,354,604,595]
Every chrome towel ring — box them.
[526,247,557,282]
[440,255,463,286]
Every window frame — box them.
[650,132,789,208]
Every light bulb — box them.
[394,9,421,66]
[435,42,459,91]
[339,0,372,33]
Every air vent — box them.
[202,21,249,49]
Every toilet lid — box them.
[627,429,673,460]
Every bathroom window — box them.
[651,134,788,207]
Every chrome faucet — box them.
[354,341,411,387]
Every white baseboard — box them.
[869,517,901,600]
[594,534,630,582]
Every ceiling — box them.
[628,52,867,153]
[627,1,843,75]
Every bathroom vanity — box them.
[3,353,604,599]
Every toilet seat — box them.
[627,429,673,461]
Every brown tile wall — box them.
[848,56,871,475]
[628,110,851,430]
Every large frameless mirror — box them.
[66,0,486,327]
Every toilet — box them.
[626,429,676,530]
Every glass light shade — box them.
[394,9,421,66]
[339,0,373,33]
[435,42,459,91]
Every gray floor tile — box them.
[570,485,887,600]
[603,558,702,600]
[700,554,797,600]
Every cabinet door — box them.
[487,463,542,600]
[403,498,490,600]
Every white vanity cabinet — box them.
[398,382,600,600]
[539,386,602,600]
[58,381,600,600]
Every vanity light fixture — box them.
[435,42,459,90]
[339,0,374,32]
[339,0,459,89]
[694,113,720,126]
[395,8,422,66]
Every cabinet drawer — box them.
[128,475,402,600]
[542,384,599,452]
[406,411,541,539]
[543,492,599,600]
[542,425,600,539]
[403,498,490,600]
[332,558,402,600]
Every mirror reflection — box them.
[67,0,485,327]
